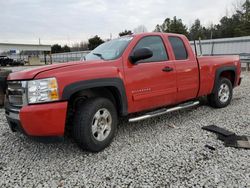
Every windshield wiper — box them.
[93,53,105,60]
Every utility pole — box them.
[210,30,213,56]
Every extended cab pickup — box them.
[5,33,241,152]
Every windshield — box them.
[83,36,133,61]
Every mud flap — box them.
[202,125,250,149]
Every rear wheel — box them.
[73,97,117,152]
[208,78,233,108]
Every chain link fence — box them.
[51,51,90,63]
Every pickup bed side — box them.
[197,55,241,97]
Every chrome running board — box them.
[129,101,200,123]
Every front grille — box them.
[7,81,26,107]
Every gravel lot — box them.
[0,66,249,187]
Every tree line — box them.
[52,0,249,53]
[51,35,104,53]
[154,0,250,40]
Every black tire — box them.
[208,77,233,108]
[73,97,117,152]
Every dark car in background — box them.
[0,56,13,66]
[0,56,25,66]
[10,59,25,66]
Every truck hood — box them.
[8,61,99,80]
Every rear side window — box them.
[133,36,168,63]
[169,36,188,60]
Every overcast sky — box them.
[0,0,237,45]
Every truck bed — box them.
[197,55,241,97]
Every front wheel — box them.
[208,78,233,108]
[73,97,117,152]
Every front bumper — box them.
[5,101,68,136]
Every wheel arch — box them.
[62,78,128,116]
[212,66,236,93]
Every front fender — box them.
[61,78,128,116]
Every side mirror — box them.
[129,48,153,64]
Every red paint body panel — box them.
[35,60,125,99]
[8,61,85,80]
[166,34,200,103]
[197,55,241,96]
[19,102,68,136]
[7,32,241,137]
[122,33,177,113]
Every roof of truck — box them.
[130,32,185,37]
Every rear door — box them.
[124,35,177,113]
[168,36,199,103]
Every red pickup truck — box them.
[5,33,241,152]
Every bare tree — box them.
[71,41,89,51]
[232,0,245,15]
[133,25,148,34]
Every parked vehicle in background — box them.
[240,53,250,71]
[0,56,25,66]
[5,32,242,152]
[10,59,25,66]
[0,56,14,66]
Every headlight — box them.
[27,77,59,104]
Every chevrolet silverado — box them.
[5,33,242,152]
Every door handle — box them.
[162,66,173,72]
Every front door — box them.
[124,35,177,113]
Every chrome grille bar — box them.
[7,81,27,107]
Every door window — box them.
[132,36,168,63]
[169,36,188,60]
